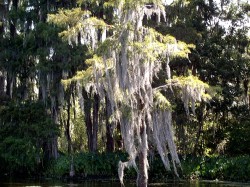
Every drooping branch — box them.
[49,1,210,186]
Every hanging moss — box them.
[49,1,211,186]
[167,75,211,114]
[153,91,172,110]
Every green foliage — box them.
[0,137,37,173]
[182,155,250,182]
[48,8,106,42]
[58,102,87,153]
[47,153,250,182]
[0,101,59,175]
[47,152,134,178]
[225,106,250,155]
[47,152,172,180]
[48,8,91,27]
[153,91,172,110]
[148,154,174,181]
[226,121,250,154]
[169,75,210,99]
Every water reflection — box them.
[0,180,249,187]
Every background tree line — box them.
[0,0,249,181]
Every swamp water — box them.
[0,180,250,187]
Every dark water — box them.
[0,180,250,187]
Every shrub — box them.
[46,152,135,179]
[182,155,250,182]
[0,101,59,176]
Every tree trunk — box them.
[0,12,4,37]
[65,95,72,154]
[10,0,18,36]
[7,0,18,99]
[6,72,14,98]
[49,70,63,160]
[193,121,203,156]
[92,93,99,152]
[137,152,148,187]
[38,72,47,103]
[20,76,29,100]
[82,89,99,152]
[105,96,115,152]
[193,104,205,156]
[0,71,4,97]
[116,122,123,151]
[137,122,148,187]
[82,89,94,152]
[243,79,249,106]
[39,0,48,22]
[51,95,59,159]
[51,137,59,159]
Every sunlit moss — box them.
[167,75,211,114]
[154,91,172,110]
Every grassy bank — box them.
[45,153,250,182]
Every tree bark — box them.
[0,9,4,37]
[92,93,99,152]
[137,152,148,187]
[0,5,6,99]
[39,0,48,22]
[51,136,59,159]
[6,72,14,98]
[116,122,123,150]
[65,94,72,154]
[137,123,148,187]
[243,79,249,106]
[20,75,29,100]
[0,71,4,97]
[10,0,18,36]
[6,0,17,98]
[193,103,205,156]
[51,95,59,159]
[49,70,63,160]
[105,96,115,152]
[82,89,94,152]
[81,89,99,152]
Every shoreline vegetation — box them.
[0,0,249,186]
[1,153,249,184]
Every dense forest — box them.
[0,0,249,186]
